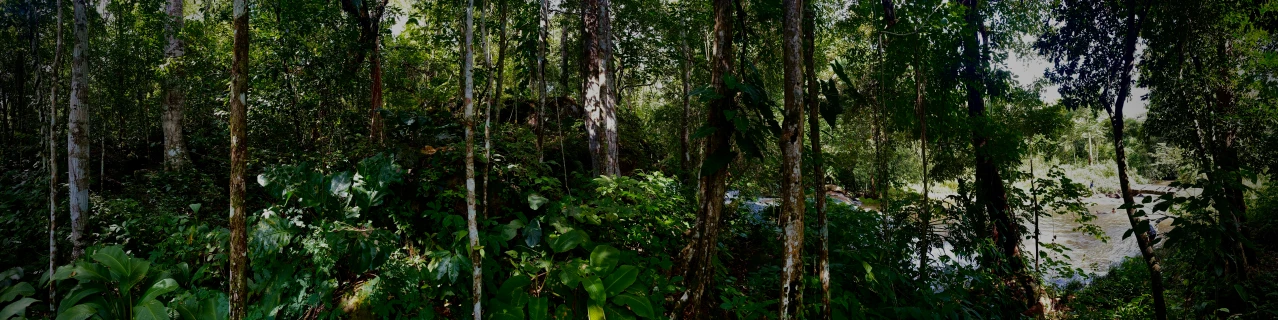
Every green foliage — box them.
[1,268,38,320]
[50,246,226,320]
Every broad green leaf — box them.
[91,246,130,282]
[690,126,717,139]
[528,297,548,320]
[603,304,637,320]
[133,299,170,320]
[587,301,606,320]
[524,220,543,248]
[528,194,549,210]
[57,287,102,314]
[0,297,37,320]
[589,245,620,275]
[602,266,638,297]
[498,275,532,302]
[611,294,654,319]
[51,265,75,281]
[583,276,607,303]
[71,261,109,283]
[502,220,526,242]
[139,278,179,303]
[0,282,33,303]
[188,203,202,214]
[55,304,96,320]
[558,268,581,287]
[549,230,588,253]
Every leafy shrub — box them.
[50,246,226,320]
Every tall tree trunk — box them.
[778,0,804,318]
[914,66,931,280]
[679,31,691,179]
[960,0,1037,309]
[536,0,547,161]
[1106,1,1166,318]
[162,0,188,170]
[802,2,829,319]
[673,0,733,317]
[582,0,616,175]
[67,0,89,261]
[601,1,617,173]
[49,0,64,308]
[227,0,250,317]
[1211,40,1250,276]
[462,0,482,318]
[485,0,507,218]
[370,37,384,144]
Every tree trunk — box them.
[536,0,547,161]
[778,0,804,318]
[162,0,188,171]
[802,2,829,318]
[914,66,931,281]
[485,0,508,218]
[67,0,89,262]
[462,0,482,318]
[1211,40,1250,277]
[673,0,733,316]
[960,0,1037,309]
[227,0,250,317]
[582,0,616,175]
[48,0,64,308]
[679,31,691,179]
[370,37,384,144]
[1106,2,1166,318]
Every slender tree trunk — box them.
[1106,2,1165,318]
[485,0,507,218]
[462,0,482,318]
[914,66,931,281]
[960,0,1037,309]
[536,0,547,161]
[67,0,89,262]
[370,37,384,144]
[778,0,805,318]
[1211,40,1250,276]
[481,0,492,215]
[600,0,618,175]
[679,31,691,179]
[227,0,250,317]
[802,3,829,318]
[48,0,64,309]
[672,0,733,317]
[162,0,188,170]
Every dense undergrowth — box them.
[2,107,1275,319]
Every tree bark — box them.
[67,0,89,262]
[914,66,931,281]
[679,30,691,179]
[462,0,482,318]
[162,0,189,171]
[802,2,829,318]
[1105,1,1166,318]
[582,0,618,175]
[673,0,733,317]
[779,0,805,318]
[48,0,64,308]
[485,0,507,218]
[536,0,548,161]
[227,0,250,317]
[960,0,1037,309]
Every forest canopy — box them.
[2,0,1278,319]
